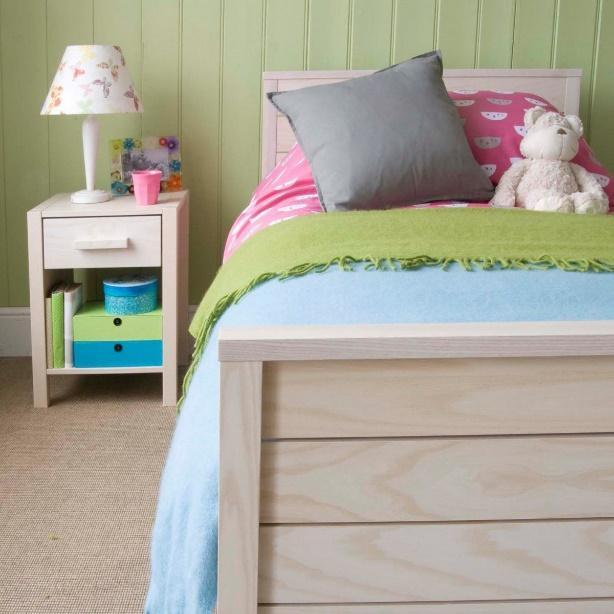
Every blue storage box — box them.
[73,340,163,368]
[103,274,158,315]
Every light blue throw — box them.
[146,265,614,613]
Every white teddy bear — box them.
[490,107,608,214]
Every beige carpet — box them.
[0,358,176,613]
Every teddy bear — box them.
[490,107,609,214]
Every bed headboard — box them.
[261,68,582,178]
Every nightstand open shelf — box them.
[27,191,189,407]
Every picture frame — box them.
[110,135,182,195]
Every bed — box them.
[147,68,614,614]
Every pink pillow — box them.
[449,89,613,203]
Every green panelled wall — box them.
[0,0,613,306]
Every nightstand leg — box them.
[162,208,179,407]
[27,211,50,408]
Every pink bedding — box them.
[224,90,613,262]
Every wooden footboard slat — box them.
[262,357,614,439]
[260,435,614,523]
[258,601,614,613]
[258,520,614,603]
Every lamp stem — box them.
[82,114,99,192]
[70,114,110,204]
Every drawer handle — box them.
[113,318,122,327]
[73,238,128,250]
[114,344,123,352]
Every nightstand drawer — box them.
[43,216,161,269]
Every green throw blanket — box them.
[184,207,614,399]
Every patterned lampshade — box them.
[41,45,142,115]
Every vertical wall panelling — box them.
[1,0,49,306]
[512,0,557,68]
[142,0,181,136]
[0,9,7,306]
[554,0,598,125]
[265,0,306,71]
[392,0,436,63]
[350,0,393,69]
[181,0,222,302]
[1,1,613,308]
[46,0,94,196]
[436,0,479,68]
[476,0,515,68]
[219,0,264,237]
[590,0,614,170]
[93,0,143,190]
[307,0,350,69]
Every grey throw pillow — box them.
[268,51,494,211]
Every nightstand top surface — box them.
[30,190,188,217]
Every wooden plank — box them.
[554,0,598,124]
[181,0,222,301]
[220,0,264,239]
[307,0,350,69]
[142,0,181,136]
[46,0,94,196]
[258,600,614,613]
[260,356,614,439]
[218,361,263,614]
[350,0,394,69]
[220,320,614,362]
[512,0,556,68]
[436,0,479,68]
[264,0,306,71]
[259,520,614,603]
[392,0,436,63]
[1,0,49,307]
[589,0,614,170]
[93,0,142,191]
[261,435,614,523]
[476,0,515,68]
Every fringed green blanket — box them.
[184,207,614,398]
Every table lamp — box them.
[41,45,143,204]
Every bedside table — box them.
[27,191,189,408]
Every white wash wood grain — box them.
[260,356,614,439]
[218,361,263,614]
[260,435,614,523]
[257,600,614,613]
[258,520,614,603]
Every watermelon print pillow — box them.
[448,89,613,203]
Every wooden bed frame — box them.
[218,69,614,613]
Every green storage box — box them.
[73,301,162,341]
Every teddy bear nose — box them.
[557,128,567,135]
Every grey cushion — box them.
[268,51,494,211]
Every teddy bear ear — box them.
[524,106,546,128]
[566,114,584,137]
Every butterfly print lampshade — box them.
[41,45,143,204]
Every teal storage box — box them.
[103,274,158,315]
[74,302,162,341]
[73,340,162,368]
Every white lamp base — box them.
[70,189,112,204]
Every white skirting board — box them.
[0,306,198,358]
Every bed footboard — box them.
[218,322,614,613]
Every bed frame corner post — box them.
[218,360,264,614]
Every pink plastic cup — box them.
[132,170,162,205]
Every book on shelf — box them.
[63,284,83,368]
[45,297,53,368]
[46,281,83,369]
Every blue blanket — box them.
[146,265,614,613]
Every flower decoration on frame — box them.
[110,135,182,195]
